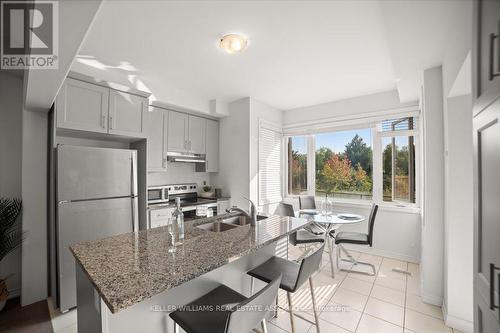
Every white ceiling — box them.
[72,0,469,113]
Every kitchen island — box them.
[70,213,312,333]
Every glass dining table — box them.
[296,209,365,277]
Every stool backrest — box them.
[299,195,316,209]
[367,204,379,246]
[225,274,282,333]
[293,244,325,291]
[274,202,295,217]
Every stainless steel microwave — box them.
[147,186,168,204]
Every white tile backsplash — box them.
[148,162,212,188]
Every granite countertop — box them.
[70,213,311,314]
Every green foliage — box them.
[0,198,23,263]
[383,142,412,199]
[291,150,307,193]
[344,134,372,176]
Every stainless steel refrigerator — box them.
[56,145,138,312]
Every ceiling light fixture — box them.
[219,34,248,54]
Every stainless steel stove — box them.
[147,183,218,228]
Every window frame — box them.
[284,116,421,210]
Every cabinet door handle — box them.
[101,115,106,128]
[109,116,113,129]
[489,263,500,315]
[489,25,500,80]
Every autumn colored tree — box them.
[320,154,352,194]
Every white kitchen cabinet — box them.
[148,207,174,229]
[143,109,166,171]
[167,111,206,154]
[56,78,109,133]
[188,115,206,154]
[167,111,189,153]
[108,90,147,137]
[205,119,219,172]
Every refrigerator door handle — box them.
[131,152,139,231]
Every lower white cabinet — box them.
[148,208,174,229]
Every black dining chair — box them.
[274,203,324,254]
[170,274,282,333]
[275,202,337,278]
[247,245,325,333]
[331,204,379,276]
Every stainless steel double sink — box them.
[196,215,267,233]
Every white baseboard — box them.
[442,303,474,333]
[420,290,443,306]
[344,244,420,263]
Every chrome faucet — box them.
[226,197,257,226]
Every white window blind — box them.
[259,125,282,206]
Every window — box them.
[285,115,419,207]
[379,117,417,204]
[259,125,282,205]
[315,129,372,200]
[287,136,308,195]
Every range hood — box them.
[166,152,206,163]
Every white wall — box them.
[282,90,422,262]
[283,90,416,127]
[148,163,211,188]
[212,98,250,209]
[421,66,445,306]
[21,106,49,305]
[439,3,474,331]
[443,94,473,331]
[0,72,23,298]
[249,98,283,214]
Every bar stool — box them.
[170,274,282,333]
[247,244,325,333]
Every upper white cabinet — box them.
[205,119,219,172]
[108,90,147,137]
[167,111,206,154]
[167,111,189,153]
[56,78,109,133]
[188,115,206,154]
[143,109,166,171]
[56,76,149,138]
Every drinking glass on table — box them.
[167,218,179,253]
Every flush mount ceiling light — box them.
[219,34,248,54]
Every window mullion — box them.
[307,135,316,196]
[372,127,383,204]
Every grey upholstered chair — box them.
[298,195,316,210]
[274,202,324,248]
[170,274,282,333]
[247,245,325,333]
[331,203,379,275]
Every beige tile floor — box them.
[48,245,463,333]
[266,245,462,333]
